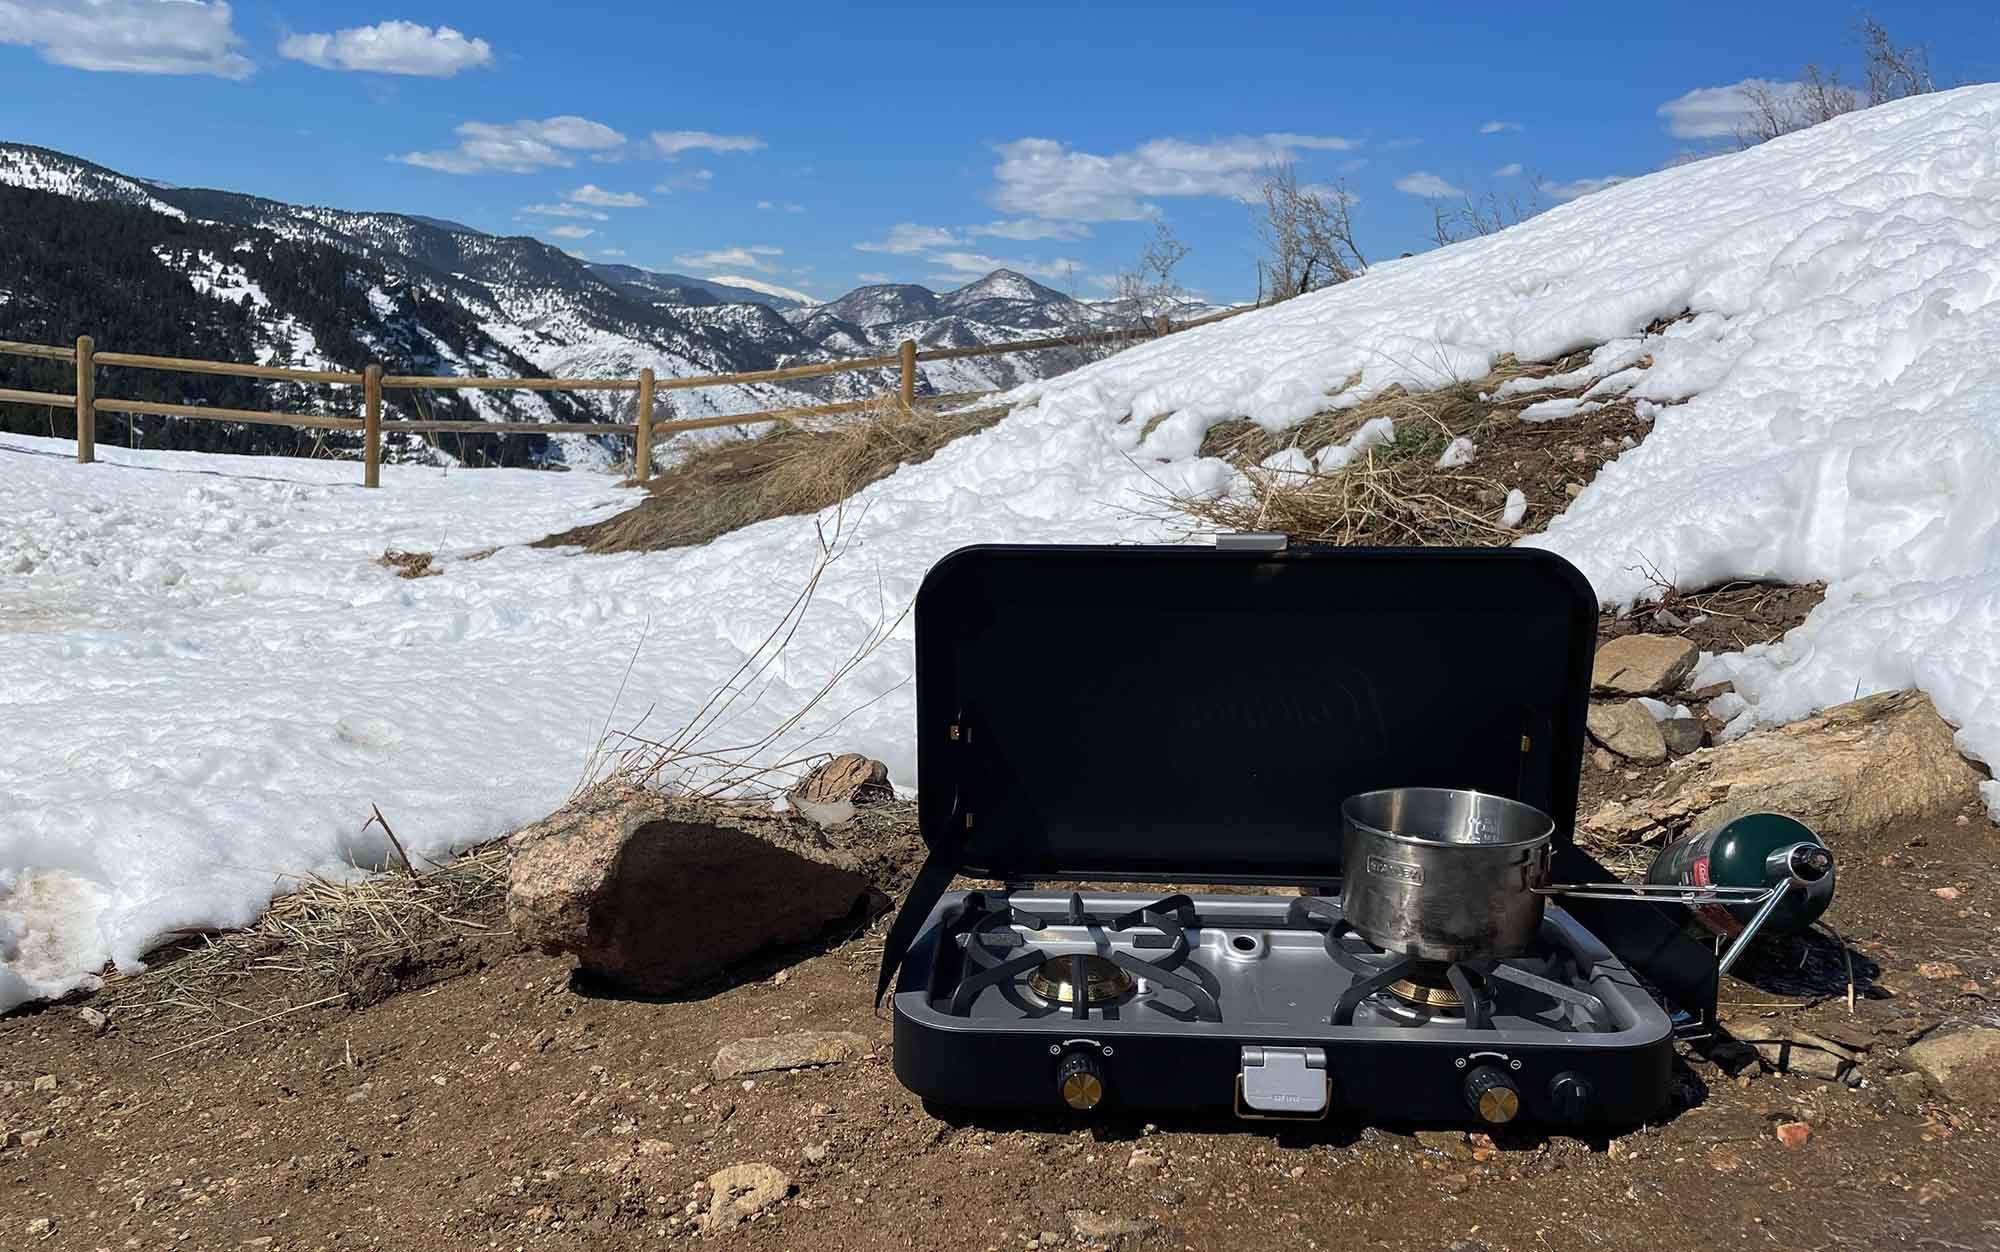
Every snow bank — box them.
[7,86,2000,1008]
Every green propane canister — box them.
[1645,812,1836,941]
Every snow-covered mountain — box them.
[0,141,1152,462]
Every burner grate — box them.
[945,891,1222,1023]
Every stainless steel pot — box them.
[1340,787,1801,966]
[1340,788,1555,961]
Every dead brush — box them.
[543,393,1007,555]
[1167,450,1517,547]
[97,842,510,1050]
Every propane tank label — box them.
[1690,855,1744,937]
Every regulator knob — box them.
[1057,1050,1105,1112]
[1548,1071,1597,1124]
[1463,1064,1520,1125]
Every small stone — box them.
[791,753,893,807]
[1775,1120,1810,1148]
[1039,1233,1066,1248]
[1934,887,1960,901]
[1590,748,1616,772]
[701,1163,790,1231]
[1955,814,1971,826]
[79,1007,108,1034]
[1708,1143,1745,1173]
[1903,1027,2000,1108]
[712,1030,869,1080]
[32,1075,55,1094]
[1918,961,1964,980]
[25,1217,54,1237]
[1286,1163,1306,1179]
[1125,1148,1165,1175]
[15,1127,50,1147]
[1587,700,1670,765]
[802,1142,830,1164]
[1593,634,1700,696]
[1660,717,1705,756]
[772,969,790,986]
[1415,1130,1474,1161]
[1067,1212,1156,1242]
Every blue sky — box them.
[2,1,1994,302]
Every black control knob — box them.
[1057,1051,1105,1111]
[1462,1064,1521,1125]
[1548,1071,1596,1124]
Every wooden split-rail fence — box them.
[0,307,1245,487]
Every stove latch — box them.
[1235,1046,1330,1120]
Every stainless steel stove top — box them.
[918,890,1669,1045]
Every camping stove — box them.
[878,541,1721,1130]
[889,888,1674,1127]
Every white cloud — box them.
[755,200,807,213]
[0,0,251,78]
[598,248,626,257]
[651,130,765,158]
[566,183,645,208]
[673,245,783,272]
[400,115,626,174]
[1479,120,1523,134]
[546,224,594,239]
[1338,157,1369,173]
[1393,172,1463,198]
[1543,175,1631,201]
[990,132,1358,221]
[279,20,491,76]
[967,218,1092,241]
[522,202,608,220]
[1492,162,1523,177]
[857,271,892,283]
[1657,78,1798,139]
[653,168,715,193]
[855,223,960,254]
[924,250,1084,283]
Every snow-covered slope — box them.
[7,87,2000,1012]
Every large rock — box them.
[1587,700,1669,765]
[507,782,886,994]
[1903,1027,2000,1108]
[712,1030,869,1080]
[1584,690,1985,844]
[1593,634,1699,696]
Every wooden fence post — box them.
[898,339,916,407]
[363,364,382,488]
[635,367,655,481]
[74,335,95,463]
[1154,314,1172,338]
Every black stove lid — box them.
[914,543,1597,884]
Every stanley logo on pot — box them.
[1365,856,1425,886]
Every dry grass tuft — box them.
[378,550,440,579]
[1162,346,1658,548]
[540,395,1008,555]
[98,843,510,1048]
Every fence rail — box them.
[0,306,1245,487]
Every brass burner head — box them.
[1386,964,1463,1011]
[1027,955,1135,1006]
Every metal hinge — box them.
[1215,531,1288,553]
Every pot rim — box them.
[1341,786,1554,852]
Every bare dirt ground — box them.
[4,794,1998,1252]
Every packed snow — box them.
[7,86,2000,1010]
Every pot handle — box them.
[1533,882,1774,905]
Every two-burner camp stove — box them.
[878,541,1722,1129]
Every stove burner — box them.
[945,890,1223,1023]
[1027,954,1136,1006]
[1387,964,1463,1011]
